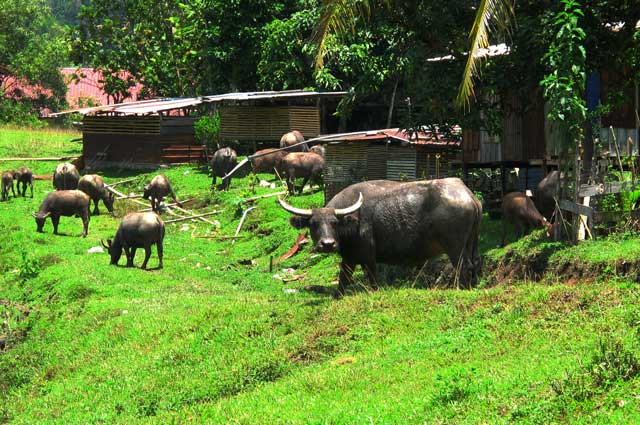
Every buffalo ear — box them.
[290,216,310,229]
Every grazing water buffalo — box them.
[280,130,309,152]
[78,174,115,216]
[501,192,551,246]
[309,145,325,158]
[1,171,16,201]
[53,162,80,190]
[280,178,482,294]
[211,147,237,190]
[102,212,165,269]
[143,175,180,213]
[14,166,33,198]
[250,148,288,176]
[32,190,90,237]
[281,152,324,195]
[534,170,561,220]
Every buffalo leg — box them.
[338,261,357,295]
[10,183,15,198]
[81,212,89,237]
[141,246,152,269]
[298,177,310,195]
[501,220,508,247]
[93,199,100,215]
[29,181,33,198]
[363,261,378,290]
[51,215,60,234]
[286,176,295,196]
[124,245,134,267]
[157,241,163,269]
[212,175,216,187]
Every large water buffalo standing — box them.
[53,162,80,190]
[279,178,482,294]
[32,190,90,237]
[501,192,552,246]
[78,174,116,216]
[280,130,309,152]
[1,171,16,201]
[250,148,288,176]
[211,147,237,191]
[102,212,165,269]
[281,152,324,195]
[143,175,180,213]
[534,170,561,220]
[14,166,33,198]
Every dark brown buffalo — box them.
[211,147,237,190]
[78,174,115,216]
[279,178,482,294]
[1,170,16,201]
[250,148,288,176]
[309,145,325,157]
[53,162,80,190]
[279,130,309,152]
[32,190,90,237]
[14,166,33,198]
[534,170,561,220]
[501,192,552,246]
[281,152,324,195]
[102,212,165,269]
[143,175,180,213]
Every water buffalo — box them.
[143,175,180,213]
[279,178,482,294]
[32,190,90,237]
[53,162,80,190]
[280,130,309,152]
[309,145,325,158]
[78,174,115,216]
[102,212,165,269]
[211,147,237,190]
[250,148,288,176]
[281,152,324,195]
[501,192,552,246]
[14,166,33,198]
[534,170,561,220]
[1,171,16,201]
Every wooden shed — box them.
[204,90,346,148]
[320,128,462,202]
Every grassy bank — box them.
[2,127,640,423]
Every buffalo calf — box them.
[1,171,16,201]
[281,152,324,195]
[280,130,308,152]
[78,174,115,216]
[501,191,551,246]
[14,166,34,198]
[53,162,80,190]
[143,175,180,213]
[32,190,90,237]
[211,147,237,190]
[103,212,165,269]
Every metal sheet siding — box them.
[386,145,417,180]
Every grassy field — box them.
[2,126,640,423]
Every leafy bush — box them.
[0,100,48,128]
[194,113,220,150]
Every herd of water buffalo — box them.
[0,129,561,293]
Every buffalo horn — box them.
[31,212,37,218]
[278,196,313,217]
[334,193,364,217]
[101,239,110,250]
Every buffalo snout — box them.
[318,238,337,252]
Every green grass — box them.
[2,127,640,423]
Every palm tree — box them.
[312,0,514,109]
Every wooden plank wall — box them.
[324,142,368,202]
[83,116,161,135]
[160,117,197,136]
[366,144,387,180]
[386,145,417,181]
[219,105,320,142]
[502,93,524,161]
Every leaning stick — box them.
[242,186,315,203]
[164,211,221,224]
[193,235,246,240]
[171,205,217,225]
[0,156,79,162]
[105,177,139,187]
[106,186,150,208]
[232,207,256,244]
[139,199,191,212]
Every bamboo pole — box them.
[139,199,191,212]
[164,211,221,224]
[193,235,245,240]
[171,205,217,225]
[105,177,139,187]
[0,156,80,162]
[106,186,150,208]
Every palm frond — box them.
[312,0,378,69]
[456,0,514,110]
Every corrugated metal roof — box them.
[427,43,510,62]
[50,90,347,116]
[321,127,462,148]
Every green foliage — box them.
[540,0,587,144]
[194,114,220,149]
